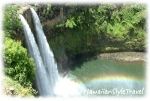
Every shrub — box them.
[4,37,35,87]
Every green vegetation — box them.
[3,5,22,38]
[45,4,146,59]
[4,37,35,87]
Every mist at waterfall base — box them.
[19,8,145,97]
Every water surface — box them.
[68,58,145,96]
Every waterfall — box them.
[19,8,86,97]
[19,8,59,96]
[30,8,59,87]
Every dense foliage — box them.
[3,5,22,38]
[44,4,146,58]
[4,37,35,87]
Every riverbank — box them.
[97,52,145,62]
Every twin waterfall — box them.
[19,8,59,96]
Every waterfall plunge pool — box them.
[58,58,145,96]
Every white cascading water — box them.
[30,8,59,93]
[19,15,53,96]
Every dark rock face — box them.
[21,7,38,43]
[57,53,70,76]
[17,6,36,47]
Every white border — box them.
[0,0,149,101]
